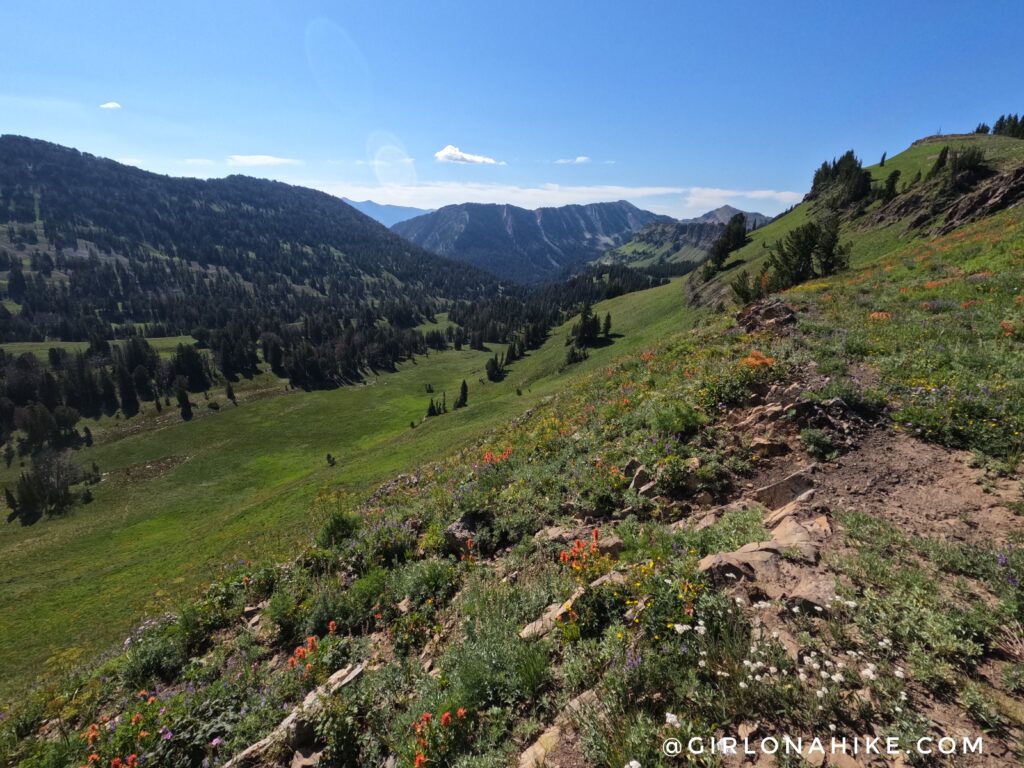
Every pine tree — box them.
[602,313,612,339]
[454,379,469,409]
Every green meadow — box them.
[0,278,691,697]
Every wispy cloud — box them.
[227,154,303,167]
[434,145,505,166]
[555,156,591,165]
[99,101,122,110]
[355,157,415,167]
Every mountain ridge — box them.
[392,200,671,282]
[341,198,432,227]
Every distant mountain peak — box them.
[341,198,432,227]
[392,200,671,283]
[685,205,771,229]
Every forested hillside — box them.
[392,200,669,283]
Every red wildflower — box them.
[111,758,123,768]
[441,711,452,727]
[456,707,467,719]
[328,620,337,635]
[415,754,428,768]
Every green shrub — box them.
[650,401,706,438]
[316,508,361,549]
[800,428,837,460]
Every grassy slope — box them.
[699,133,1024,305]
[0,335,196,361]
[0,279,691,697]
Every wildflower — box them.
[868,311,893,322]
[127,757,138,768]
[131,713,142,726]
[741,350,775,369]
[111,759,123,768]
[328,620,337,634]
[456,707,467,719]
[415,753,428,768]
[665,712,680,728]
[626,762,642,768]
[441,711,452,727]
[306,635,318,651]
[137,731,150,739]
[210,736,224,748]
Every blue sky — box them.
[2,1,1022,217]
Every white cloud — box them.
[434,144,505,165]
[355,157,415,167]
[555,156,592,165]
[227,154,303,167]
[99,101,122,109]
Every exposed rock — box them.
[590,571,627,589]
[750,436,791,458]
[736,299,796,333]
[628,465,651,491]
[752,465,817,508]
[224,664,364,767]
[734,403,786,430]
[769,517,820,562]
[937,164,1024,235]
[762,489,816,527]
[786,571,837,612]
[637,480,659,498]
[698,547,778,584]
[443,514,477,555]
[520,586,586,640]
[290,746,322,768]
[518,690,598,768]
[597,534,624,556]
[765,382,802,406]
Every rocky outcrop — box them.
[518,690,599,768]
[736,299,796,333]
[224,664,364,767]
[937,164,1024,235]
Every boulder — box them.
[628,465,651,491]
[736,299,796,333]
[752,465,817,508]
[786,572,837,612]
[223,664,364,767]
[520,586,586,640]
[750,436,790,458]
[443,514,476,555]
